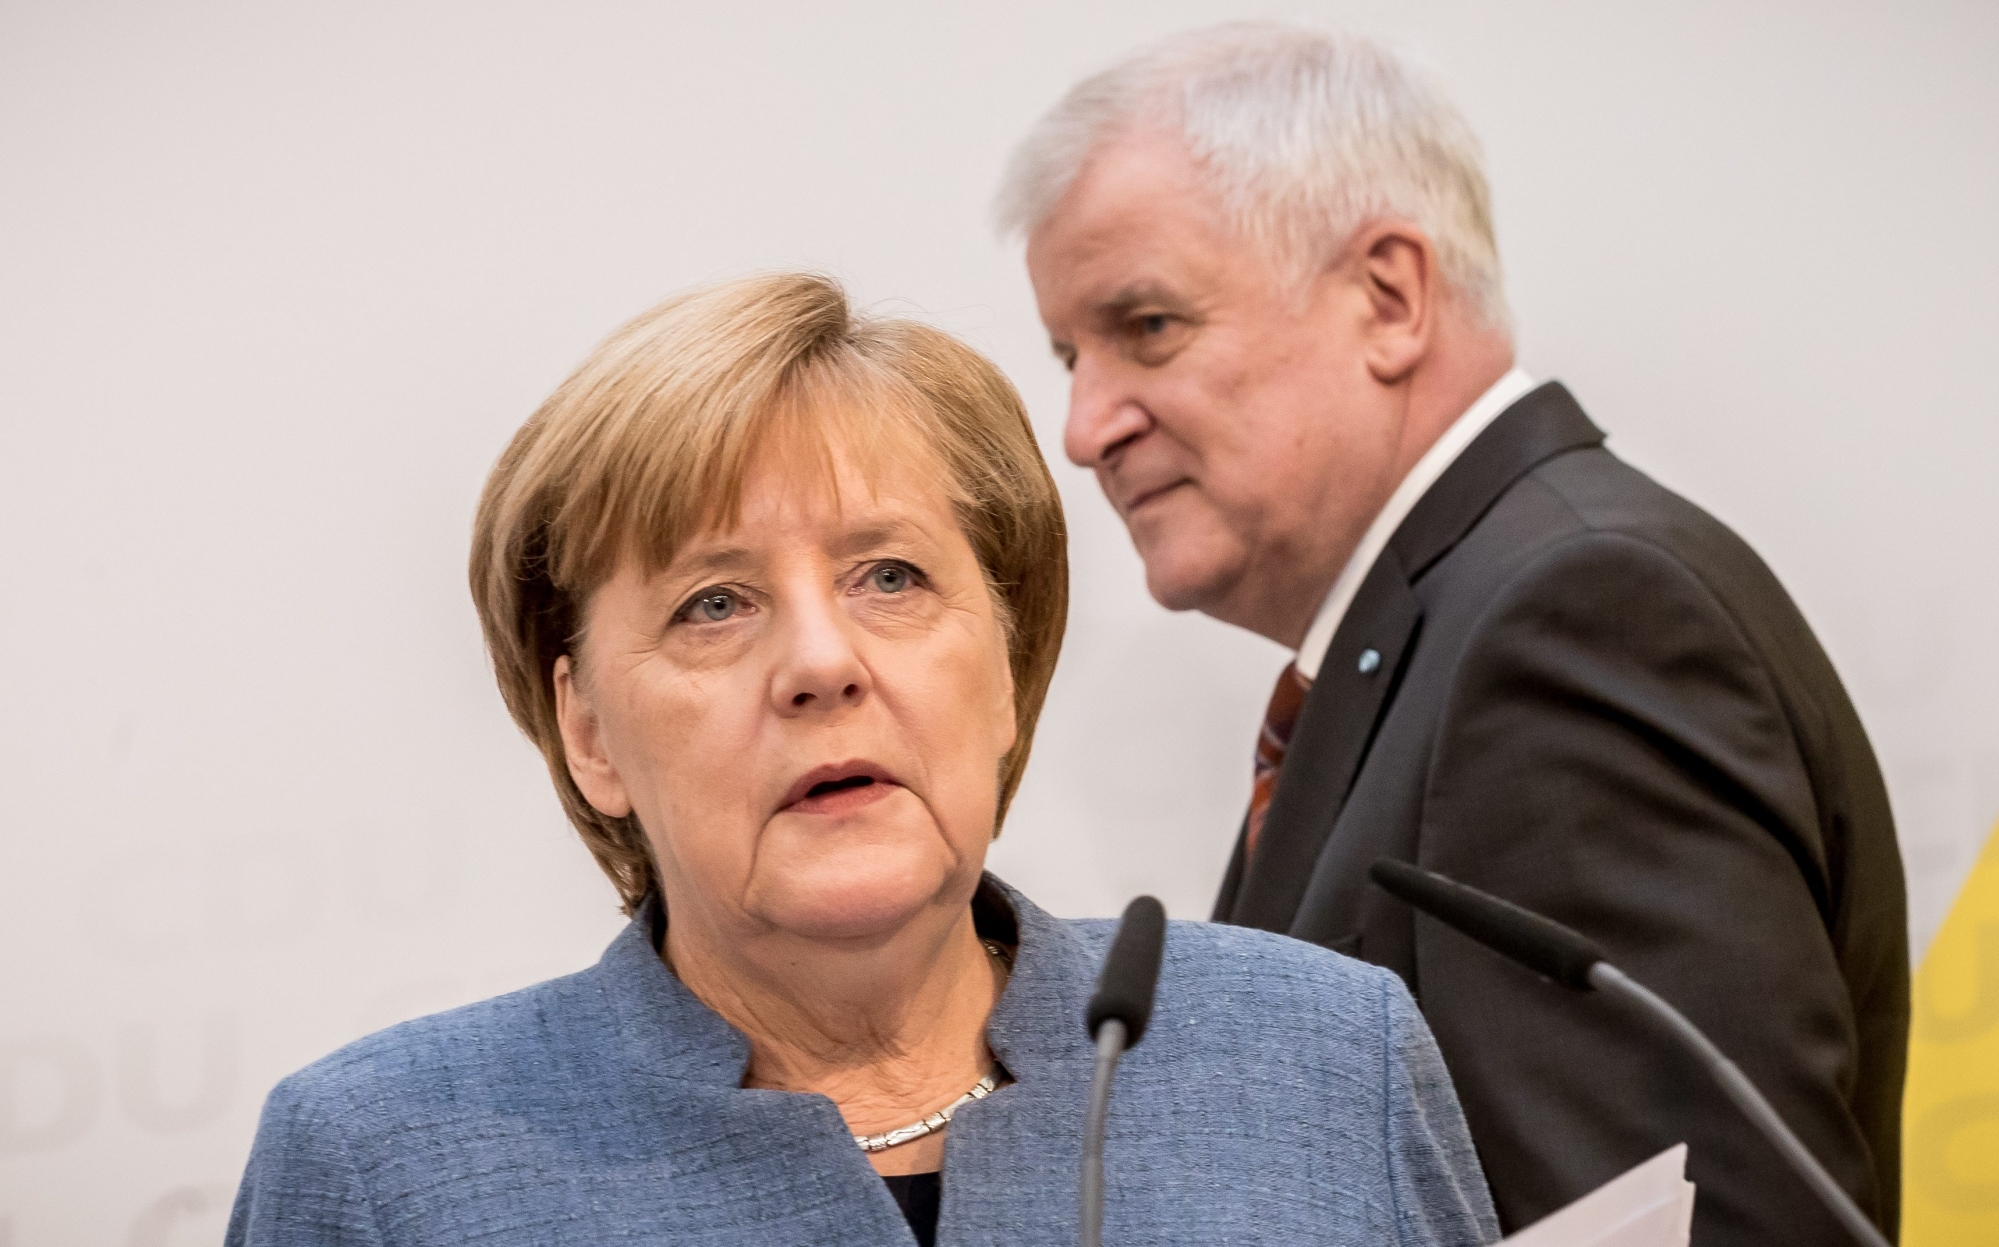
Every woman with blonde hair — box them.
[226,273,1497,1246]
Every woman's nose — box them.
[770,601,871,716]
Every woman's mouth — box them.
[779,762,903,815]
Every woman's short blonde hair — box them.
[470,273,1068,914]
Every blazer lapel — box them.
[1210,818,1250,921]
[1228,550,1422,932]
[1219,382,1606,933]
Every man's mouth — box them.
[1121,479,1190,516]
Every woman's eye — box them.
[868,563,912,594]
[1138,313,1169,335]
[683,590,739,623]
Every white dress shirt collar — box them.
[1294,367,1538,680]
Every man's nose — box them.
[770,598,871,717]
[1062,357,1151,469]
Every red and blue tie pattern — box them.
[1245,662,1312,862]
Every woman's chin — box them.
[745,845,965,943]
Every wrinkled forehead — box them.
[1033,131,1222,244]
[1028,146,1258,316]
[1031,127,1295,319]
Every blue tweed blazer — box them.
[228,878,1498,1245]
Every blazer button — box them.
[1357,648,1382,675]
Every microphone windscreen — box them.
[1085,895,1167,1048]
[1368,859,1605,990]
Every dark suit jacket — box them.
[1214,383,1908,1246]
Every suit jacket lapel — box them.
[1211,819,1250,921]
[1228,551,1422,931]
[1219,382,1607,932]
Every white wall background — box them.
[2,2,1994,1241]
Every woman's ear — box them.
[554,654,634,819]
[989,630,1021,768]
[995,662,1019,759]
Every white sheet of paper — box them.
[1497,1144,1695,1247]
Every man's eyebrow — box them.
[1096,281,1181,319]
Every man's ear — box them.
[554,654,634,819]
[1351,220,1438,385]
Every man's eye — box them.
[681,590,740,623]
[868,563,913,594]
[1138,313,1169,335]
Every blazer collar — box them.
[593,874,1097,1087]
[1220,382,1603,932]
[1388,380,1603,581]
[596,893,750,1086]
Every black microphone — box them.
[1080,895,1166,1247]
[1368,858,1891,1247]
[1367,856,1606,989]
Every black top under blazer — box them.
[1213,382,1908,1246]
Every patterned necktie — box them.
[1245,662,1313,862]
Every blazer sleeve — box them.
[226,1073,388,1247]
[1378,970,1503,1247]
[1412,530,1883,1246]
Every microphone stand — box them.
[1079,1018,1129,1247]
[1368,858,1891,1247]
[1586,963,1890,1247]
[1079,896,1167,1247]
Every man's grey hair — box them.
[996,23,1508,326]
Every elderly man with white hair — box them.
[1002,23,1907,1247]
